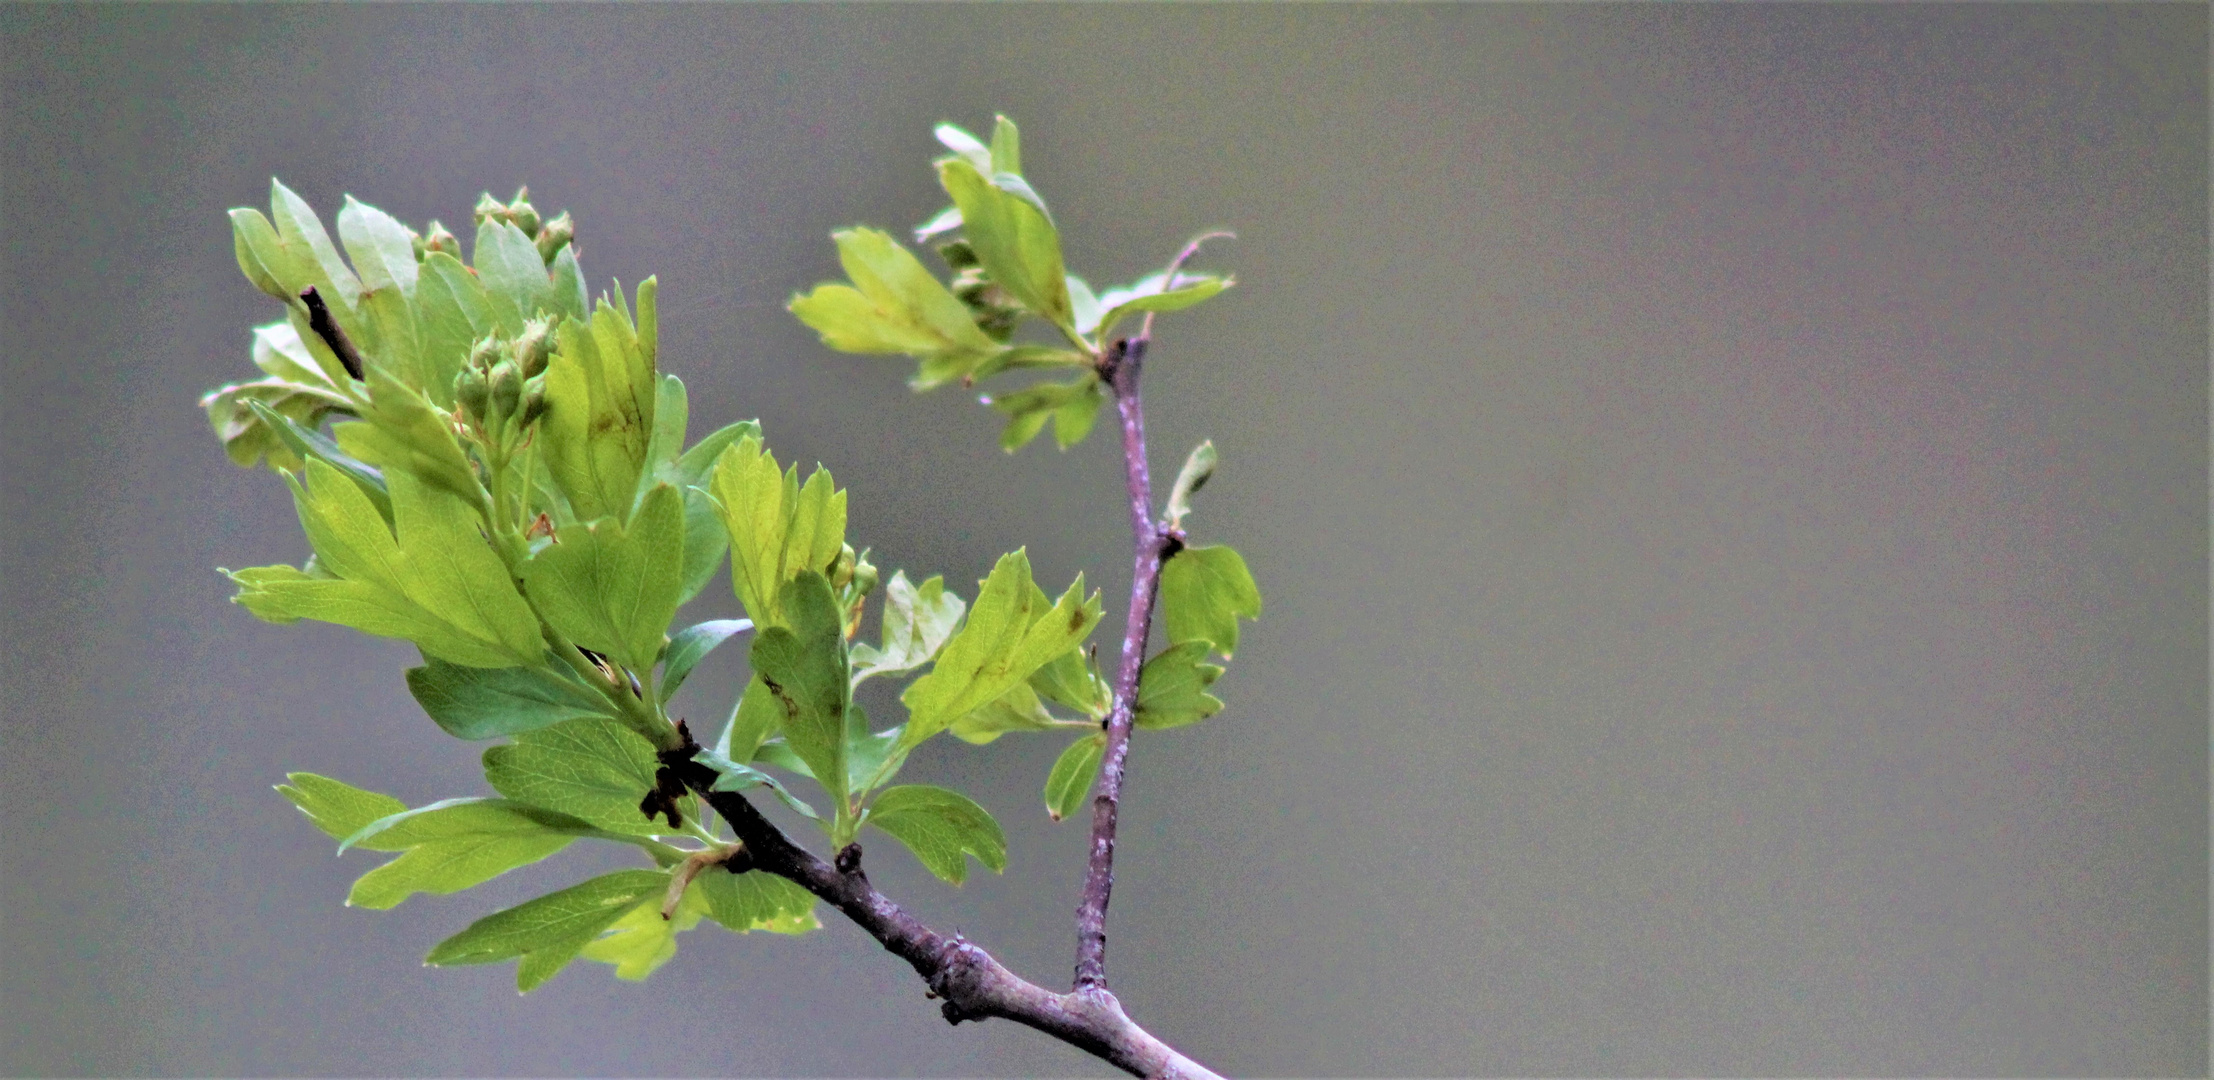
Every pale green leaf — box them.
[849,571,966,686]
[705,436,846,629]
[1133,640,1224,731]
[407,656,617,740]
[540,287,658,522]
[1157,544,1263,658]
[696,864,819,934]
[898,550,1101,750]
[336,195,419,299]
[864,784,1006,885]
[473,217,552,334]
[1164,440,1217,531]
[948,681,1060,745]
[660,618,753,704]
[936,158,1070,329]
[333,368,481,505]
[747,572,852,808]
[343,799,599,910]
[425,869,668,992]
[483,715,687,837]
[523,483,686,672]
[276,772,406,842]
[1094,272,1231,341]
[1043,734,1105,822]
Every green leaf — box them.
[932,122,993,173]
[540,285,659,522]
[986,114,1021,176]
[230,206,294,301]
[414,252,493,408]
[1157,544,1263,658]
[245,399,388,519]
[270,178,363,312]
[843,714,906,797]
[948,681,1061,745]
[334,368,482,505]
[336,195,419,299]
[936,158,1071,330]
[1133,640,1224,731]
[864,784,1006,885]
[663,419,759,603]
[341,799,600,910]
[899,550,1101,751]
[243,461,536,667]
[483,715,686,836]
[849,571,966,686]
[425,869,668,992]
[659,618,753,704]
[473,217,552,335]
[788,227,1001,385]
[1030,643,1112,720]
[986,375,1104,452]
[716,675,783,766]
[691,746,821,820]
[1163,440,1216,531]
[1043,733,1105,822]
[1093,272,1231,340]
[407,656,617,740]
[747,572,852,809]
[579,883,698,980]
[276,772,406,842]
[202,322,357,471]
[696,864,819,934]
[705,436,846,629]
[546,244,589,324]
[523,483,686,673]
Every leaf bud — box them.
[408,227,428,262]
[488,359,523,422]
[849,549,878,599]
[535,211,574,265]
[454,367,490,420]
[421,220,460,257]
[518,376,549,427]
[511,317,555,377]
[507,187,540,236]
[829,543,858,589]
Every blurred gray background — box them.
[2,4,2205,1076]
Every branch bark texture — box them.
[661,732,1220,1080]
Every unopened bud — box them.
[518,376,549,426]
[829,544,858,589]
[535,211,574,265]
[473,192,505,228]
[468,333,503,372]
[507,187,540,236]
[409,228,427,262]
[511,317,554,377]
[849,550,879,599]
[488,360,523,421]
[421,220,459,257]
[455,367,490,420]
[936,240,979,271]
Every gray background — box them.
[2,4,2205,1076]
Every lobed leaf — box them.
[424,869,668,992]
[407,656,617,740]
[1157,544,1263,659]
[849,571,966,687]
[936,157,1071,330]
[704,435,846,629]
[540,284,659,523]
[522,483,687,674]
[898,550,1100,750]
[864,784,1006,885]
[695,864,819,934]
[1132,641,1225,731]
[483,715,687,837]
[341,799,599,910]
[1043,734,1106,822]
[276,772,407,842]
[746,572,853,810]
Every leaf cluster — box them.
[208,125,1259,994]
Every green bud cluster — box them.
[451,326,552,434]
[414,220,460,261]
[475,187,577,269]
[936,240,1022,341]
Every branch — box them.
[1074,230,1229,991]
[658,727,1221,1080]
[298,286,366,381]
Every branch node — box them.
[834,843,864,877]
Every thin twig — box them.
[1072,231,1231,993]
[659,727,1219,1080]
[298,286,366,381]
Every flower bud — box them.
[829,544,858,589]
[511,317,554,378]
[455,367,490,420]
[468,333,503,372]
[518,376,549,427]
[422,220,459,257]
[849,549,879,599]
[488,359,523,422]
[535,211,574,265]
[409,227,428,262]
[473,192,506,228]
[507,187,540,237]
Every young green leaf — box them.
[407,656,618,740]
[1163,440,1217,531]
[341,799,601,910]
[540,285,658,523]
[936,157,1071,330]
[717,675,784,767]
[864,784,1006,885]
[203,323,357,472]
[483,715,686,837]
[898,550,1101,751]
[276,772,407,842]
[1092,272,1231,341]
[546,244,589,323]
[948,681,1060,745]
[1157,544,1263,658]
[1043,733,1106,822]
[695,864,819,934]
[269,178,363,312]
[787,227,1002,388]
[705,436,846,629]
[987,375,1104,452]
[987,114,1021,175]
[240,462,537,667]
[1133,640,1225,731]
[849,571,967,687]
[659,618,753,704]
[245,400,389,520]
[425,869,668,992]
[473,217,553,335]
[664,418,761,604]
[334,369,482,505]
[747,572,853,810]
[578,883,699,981]
[414,252,493,407]
[522,483,687,673]
[1030,642,1112,720]
[691,746,821,820]
[335,195,419,300]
